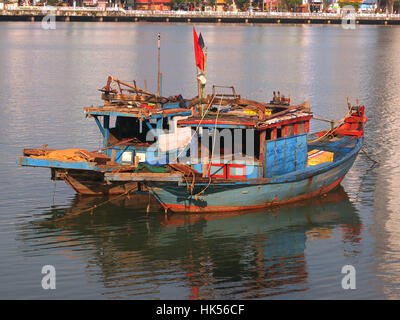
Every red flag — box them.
[193,27,205,72]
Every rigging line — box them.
[171,94,216,163]
[90,138,136,153]
[194,94,224,197]
[308,107,354,144]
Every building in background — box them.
[309,0,322,12]
[215,0,225,11]
[135,0,171,10]
[359,0,377,12]
[82,0,108,7]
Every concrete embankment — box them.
[1,9,399,25]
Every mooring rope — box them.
[308,107,354,144]
[360,147,379,167]
[40,185,139,224]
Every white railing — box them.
[3,7,400,19]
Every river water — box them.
[0,22,399,299]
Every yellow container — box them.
[244,109,272,116]
[307,149,334,166]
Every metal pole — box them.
[157,33,161,97]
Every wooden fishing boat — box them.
[18,29,367,212]
[103,87,367,213]
[17,76,194,195]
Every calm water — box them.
[0,22,399,299]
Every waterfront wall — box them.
[1,8,400,25]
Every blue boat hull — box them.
[148,137,363,213]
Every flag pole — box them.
[203,46,208,99]
[157,32,161,98]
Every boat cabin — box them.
[19,76,194,175]
[173,93,313,180]
[84,100,192,166]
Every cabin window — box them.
[286,124,294,137]
[277,127,282,139]
[162,117,170,131]
[265,128,272,141]
[197,128,260,160]
[297,122,305,134]
[238,129,259,160]
[109,116,150,144]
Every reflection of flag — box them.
[193,27,205,72]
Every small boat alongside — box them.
[17,76,194,195]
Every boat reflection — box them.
[20,186,362,299]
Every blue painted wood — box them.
[93,116,105,137]
[296,134,308,171]
[103,115,110,148]
[265,134,307,178]
[85,110,192,119]
[147,136,363,211]
[18,157,98,171]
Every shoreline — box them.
[0,9,399,25]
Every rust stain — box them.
[306,176,313,189]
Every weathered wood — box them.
[104,172,183,182]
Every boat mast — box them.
[157,33,162,98]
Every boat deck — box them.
[308,135,359,162]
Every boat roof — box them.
[84,77,313,127]
[84,75,193,120]
[84,102,192,120]
[177,98,313,130]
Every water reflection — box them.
[16,186,362,299]
[365,28,400,300]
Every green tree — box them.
[338,1,361,10]
[235,0,249,10]
[170,0,188,9]
[286,0,302,10]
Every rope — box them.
[193,94,224,198]
[308,107,354,144]
[171,94,216,163]
[91,138,136,153]
[361,147,379,165]
[41,184,138,224]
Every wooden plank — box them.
[104,172,183,182]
